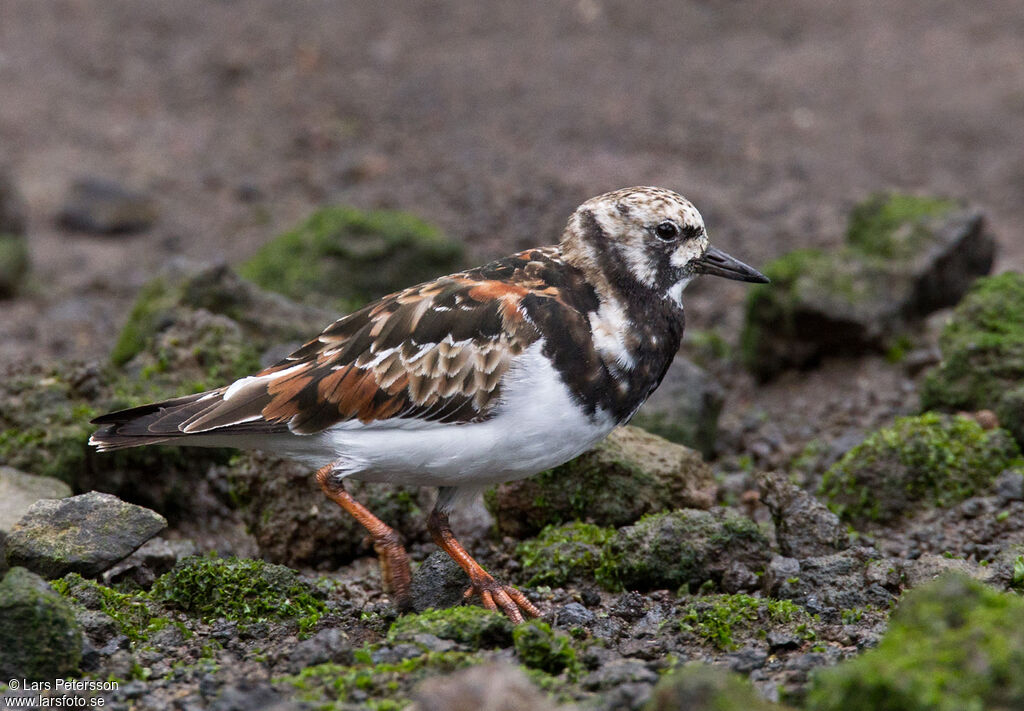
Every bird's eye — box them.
[654,221,680,241]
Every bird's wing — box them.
[91,265,555,445]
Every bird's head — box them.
[562,186,768,306]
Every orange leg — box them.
[316,464,412,611]
[427,508,540,623]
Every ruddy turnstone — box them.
[90,186,768,622]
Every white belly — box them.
[264,341,616,487]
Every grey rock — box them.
[0,567,82,680]
[410,663,562,711]
[758,472,848,557]
[102,536,187,588]
[410,550,471,613]
[743,200,995,380]
[208,680,299,711]
[903,553,990,589]
[648,663,778,710]
[0,468,72,576]
[725,647,769,673]
[57,177,158,234]
[631,357,725,458]
[582,659,660,691]
[764,548,898,609]
[995,473,1024,506]
[285,628,353,673]
[5,491,167,578]
[556,601,595,627]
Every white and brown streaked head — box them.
[561,186,768,306]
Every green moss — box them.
[820,412,1021,523]
[150,554,325,633]
[807,574,1024,711]
[678,594,810,651]
[512,620,578,676]
[239,206,464,311]
[110,277,179,366]
[52,573,157,641]
[921,272,1024,419]
[0,232,30,298]
[0,567,82,681]
[846,193,956,259]
[516,522,614,587]
[387,606,513,648]
[595,509,769,592]
[278,650,480,708]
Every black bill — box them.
[694,246,770,283]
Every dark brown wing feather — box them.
[90,249,575,449]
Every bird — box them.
[89,186,768,623]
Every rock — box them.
[102,536,187,588]
[410,550,471,613]
[819,413,1020,524]
[0,171,27,234]
[583,658,660,691]
[0,233,29,299]
[238,205,465,312]
[742,194,994,380]
[920,272,1024,437]
[902,554,990,589]
[57,177,158,234]
[285,628,353,673]
[631,357,724,458]
[226,451,430,568]
[0,360,234,517]
[0,468,72,576]
[555,601,595,627]
[764,548,898,610]
[5,492,166,578]
[110,259,336,367]
[806,574,1024,711]
[992,468,1024,505]
[596,508,770,592]
[0,567,82,680]
[487,426,715,539]
[410,663,562,711]
[757,472,848,558]
[646,663,784,711]
[516,521,614,587]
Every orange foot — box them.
[463,573,541,624]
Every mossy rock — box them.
[741,194,993,381]
[150,554,326,632]
[920,272,1024,426]
[111,261,335,367]
[513,619,577,675]
[238,206,465,312]
[486,426,715,539]
[646,662,791,711]
[53,573,160,642]
[0,361,235,516]
[387,607,514,648]
[996,384,1024,449]
[820,412,1021,524]
[0,232,29,298]
[516,522,614,587]
[677,593,815,651]
[225,451,430,568]
[0,567,82,680]
[595,508,769,592]
[806,573,1024,711]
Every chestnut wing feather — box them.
[176,275,541,435]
